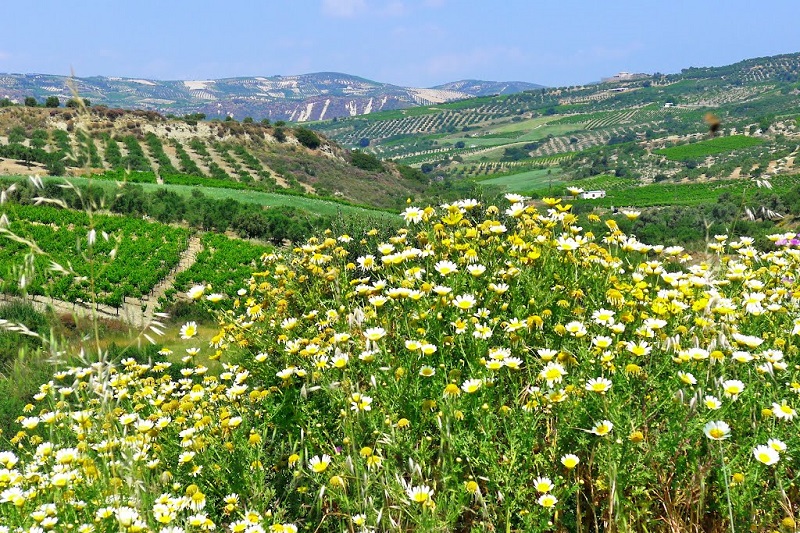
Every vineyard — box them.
[589,173,800,208]
[655,135,765,160]
[0,204,189,307]
[165,232,271,303]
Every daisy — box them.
[452,294,476,310]
[419,366,435,377]
[703,420,731,441]
[537,493,558,508]
[560,454,580,469]
[721,379,745,399]
[771,402,796,420]
[180,321,198,340]
[406,484,434,504]
[401,206,424,224]
[434,260,459,276]
[768,438,787,453]
[187,284,205,300]
[564,321,587,337]
[590,420,613,437]
[585,377,613,393]
[364,327,386,341]
[753,445,780,466]
[308,455,332,473]
[539,361,567,387]
[703,395,722,410]
[533,477,553,493]
[461,379,482,393]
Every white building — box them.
[580,190,606,199]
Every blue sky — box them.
[1,0,798,87]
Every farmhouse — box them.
[580,190,606,199]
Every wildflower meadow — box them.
[1,193,799,532]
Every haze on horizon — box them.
[1,0,798,88]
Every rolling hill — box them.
[0,105,429,209]
[308,51,800,198]
[0,72,543,123]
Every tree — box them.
[273,127,286,143]
[243,117,254,124]
[24,96,38,107]
[0,98,12,108]
[45,96,60,108]
[350,150,383,172]
[359,137,370,148]
[502,146,529,161]
[8,126,26,144]
[294,127,321,149]
[261,118,271,126]
[66,98,91,108]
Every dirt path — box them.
[1,235,203,330]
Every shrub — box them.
[294,127,321,149]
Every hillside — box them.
[0,72,543,122]
[309,51,800,200]
[3,52,800,533]
[0,105,429,209]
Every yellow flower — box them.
[629,431,644,443]
[443,383,461,397]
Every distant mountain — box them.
[431,79,542,96]
[0,72,544,122]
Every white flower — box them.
[590,420,613,436]
[179,321,198,340]
[187,284,205,300]
[401,206,424,224]
[703,420,730,441]
[753,445,780,465]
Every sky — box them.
[1,1,799,88]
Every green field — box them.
[478,168,565,193]
[589,173,800,208]
[0,175,393,219]
[655,135,764,160]
[0,204,189,306]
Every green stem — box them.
[718,445,735,533]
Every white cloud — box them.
[0,51,11,60]
[321,0,367,17]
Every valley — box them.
[2,51,800,532]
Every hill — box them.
[309,51,800,199]
[0,105,429,209]
[0,72,543,122]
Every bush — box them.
[294,127,321,150]
[350,150,383,171]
